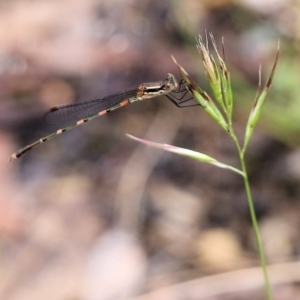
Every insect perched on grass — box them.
[10,73,193,160]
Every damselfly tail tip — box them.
[9,153,18,162]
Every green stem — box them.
[229,130,272,299]
[239,152,272,300]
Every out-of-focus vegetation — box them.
[1,0,300,299]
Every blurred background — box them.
[1,0,300,299]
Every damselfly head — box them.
[164,73,178,91]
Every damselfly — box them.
[10,73,193,160]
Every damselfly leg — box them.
[166,79,198,108]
